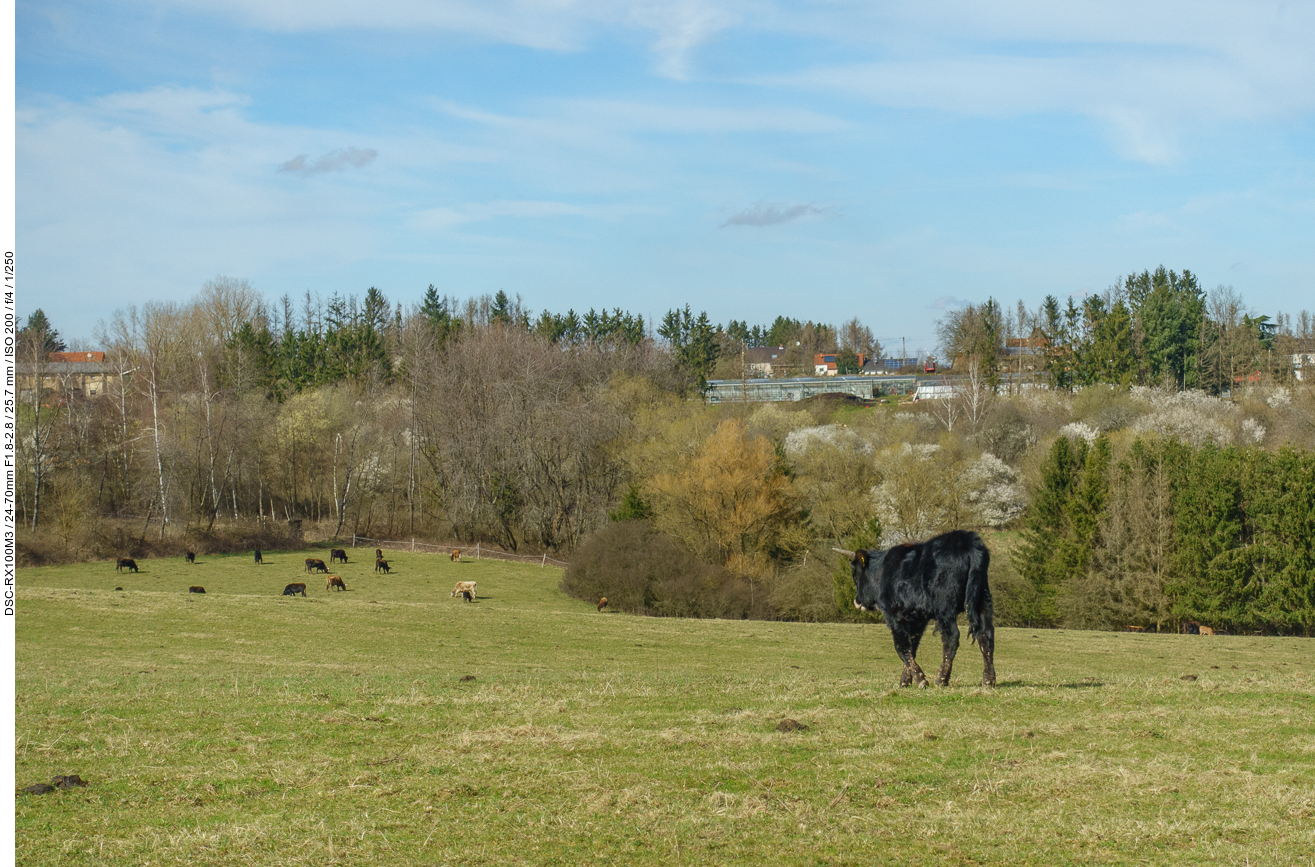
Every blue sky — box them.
[17,1,1315,356]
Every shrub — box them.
[562,521,750,618]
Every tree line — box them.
[939,267,1312,393]
[1015,429,1315,634]
[15,271,1315,633]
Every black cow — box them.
[282,583,307,597]
[189,586,205,594]
[254,549,263,564]
[185,550,196,564]
[842,529,996,688]
[116,558,139,573]
[329,548,349,564]
[375,558,390,574]
[305,558,329,574]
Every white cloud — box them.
[413,200,589,230]
[158,0,599,49]
[930,295,972,311]
[628,1,742,79]
[434,96,849,136]
[279,147,378,175]
[721,201,827,227]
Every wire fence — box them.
[349,535,569,569]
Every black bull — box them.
[843,530,996,688]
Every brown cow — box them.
[597,596,608,612]
[1198,624,1216,636]
[375,548,383,561]
[282,583,307,597]
[329,548,348,564]
[1124,625,1145,632]
[450,549,462,562]
[326,575,347,591]
[185,550,196,565]
[305,558,329,574]
[451,580,477,601]
[188,586,205,594]
[116,558,138,573]
[375,558,391,574]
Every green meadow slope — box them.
[15,548,1315,865]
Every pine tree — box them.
[1014,435,1087,625]
[659,306,720,393]
[421,284,461,347]
[19,309,66,356]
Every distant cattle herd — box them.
[111,546,483,603]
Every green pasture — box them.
[15,548,1315,865]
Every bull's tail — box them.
[964,536,994,647]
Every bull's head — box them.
[847,549,878,613]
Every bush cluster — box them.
[562,521,759,619]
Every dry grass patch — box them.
[16,550,1315,865]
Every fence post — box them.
[412,537,415,552]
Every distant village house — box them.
[16,351,120,401]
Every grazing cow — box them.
[329,548,348,564]
[116,558,139,573]
[1198,624,1216,636]
[375,558,390,574]
[188,586,205,594]
[1124,625,1146,632]
[450,549,462,562]
[185,550,196,565]
[282,583,307,597]
[597,596,608,612]
[326,575,347,591]
[451,580,477,601]
[840,529,996,688]
[254,549,263,564]
[305,558,329,574]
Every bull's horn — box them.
[832,547,856,558]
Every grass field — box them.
[15,546,1315,866]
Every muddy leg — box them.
[936,618,961,686]
[892,630,929,688]
[979,636,996,686]
[908,660,930,688]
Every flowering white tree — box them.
[1131,387,1236,447]
[869,444,1027,544]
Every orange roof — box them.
[48,352,106,362]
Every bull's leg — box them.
[935,618,961,686]
[971,604,997,686]
[979,633,996,686]
[892,625,930,688]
